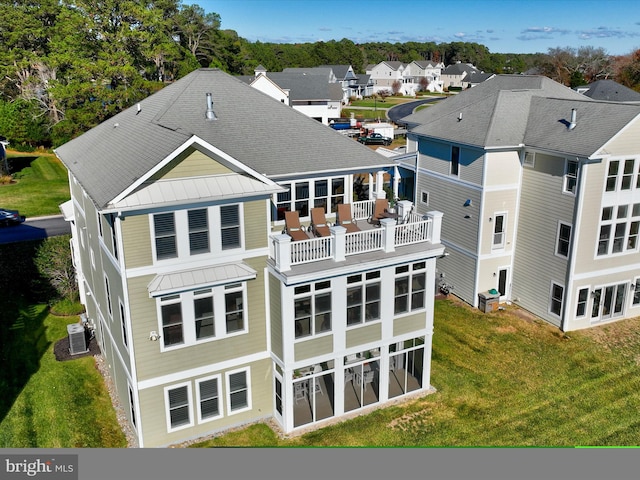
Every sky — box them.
[198,0,640,56]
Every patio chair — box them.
[367,198,389,226]
[312,364,324,396]
[344,368,354,386]
[294,381,308,403]
[310,208,331,237]
[336,204,360,233]
[284,211,308,241]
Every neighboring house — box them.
[440,62,482,90]
[368,61,407,94]
[404,61,445,93]
[239,67,343,124]
[467,72,496,87]
[576,79,640,103]
[318,64,361,100]
[55,68,445,447]
[401,74,640,332]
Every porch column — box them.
[273,234,292,272]
[373,170,386,200]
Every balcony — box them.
[270,200,443,273]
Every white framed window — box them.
[157,282,248,351]
[576,288,589,317]
[394,262,427,314]
[556,222,572,257]
[563,159,578,194]
[294,281,332,338]
[220,205,241,250]
[165,382,193,432]
[128,384,137,429]
[633,278,640,306]
[119,300,128,348]
[597,204,640,256]
[226,368,251,414]
[605,159,638,192]
[188,209,209,255]
[196,375,222,423]
[492,213,506,249]
[153,212,177,260]
[275,176,347,221]
[523,152,535,168]
[104,275,113,319]
[550,282,564,317]
[107,213,118,260]
[420,190,430,206]
[621,159,635,190]
[347,272,381,326]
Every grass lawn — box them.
[191,298,640,447]
[0,151,70,218]
[0,304,127,448]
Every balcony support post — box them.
[273,234,292,272]
[380,218,396,253]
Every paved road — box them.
[387,97,445,125]
[0,214,71,245]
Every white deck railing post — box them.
[331,225,346,262]
[273,234,292,272]
[380,218,396,253]
[426,211,444,244]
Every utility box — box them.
[67,323,88,355]
[478,291,500,313]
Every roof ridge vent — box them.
[205,93,217,121]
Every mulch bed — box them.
[54,333,101,361]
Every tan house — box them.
[401,74,640,331]
[55,68,445,447]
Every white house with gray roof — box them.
[55,68,444,447]
[401,74,640,331]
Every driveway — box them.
[0,214,71,244]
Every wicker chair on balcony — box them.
[336,204,360,233]
[310,208,331,237]
[284,211,308,241]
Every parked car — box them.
[357,132,392,146]
[0,208,25,226]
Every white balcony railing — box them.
[271,209,443,272]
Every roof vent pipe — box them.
[568,108,577,130]
[205,93,217,121]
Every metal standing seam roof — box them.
[55,68,393,210]
[147,262,257,297]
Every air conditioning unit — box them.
[67,323,88,355]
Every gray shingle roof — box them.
[581,79,640,102]
[403,74,640,157]
[55,68,391,209]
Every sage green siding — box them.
[155,149,234,180]
[121,214,153,269]
[346,322,381,349]
[294,335,333,361]
[128,256,268,381]
[269,273,283,359]
[393,313,426,336]
[138,359,272,447]
[244,200,268,251]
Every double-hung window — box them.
[556,222,572,257]
[294,281,331,338]
[550,283,564,317]
[394,262,427,314]
[564,159,578,194]
[194,289,214,340]
[226,369,250,414]
[346,272,380,326]
[221,205,241,250]
[576,288,589,317]
[154,213,177,260]
[161,295,183,346]
[606,159,637,192]
[166,384,192,431]
[598,204,640,256]
[197,376,221,422]
[224,283,244,333]
[492,213,506,249]
[188,209,209,254]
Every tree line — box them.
[1,0,639,152]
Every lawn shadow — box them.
[7,156,39,175]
